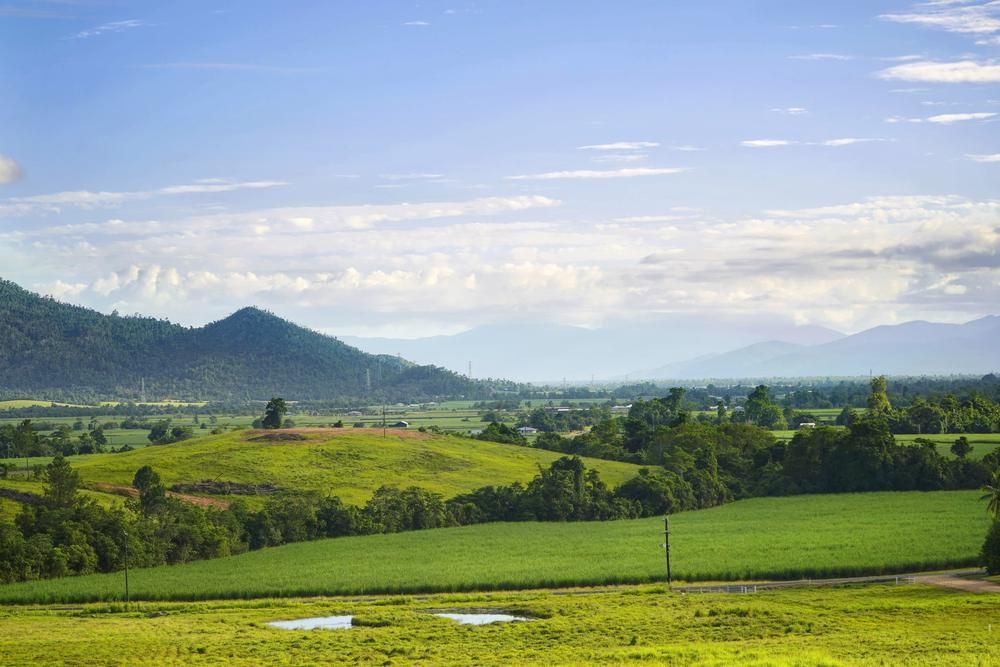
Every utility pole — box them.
[663,515,672,590]
[382,404,387,439]
[123,530,130,607]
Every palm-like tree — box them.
[983,469,1000,520]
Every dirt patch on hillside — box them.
[245,428,434,442]
[87,482,231,509]
[248,432,308,442]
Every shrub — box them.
[982,521,1000,575]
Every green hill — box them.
[69,428,643,505]
[0,277,483,401]
[0,490,985,603]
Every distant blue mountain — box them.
[645,316,1000,379]
[343,317,844,382]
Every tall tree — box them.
[132,465,167,515]
[867,375,892,417]
[43,454,80,508]
[983,468,1000,521]
[261,398,288,429]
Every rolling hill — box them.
[68,428,643,505]
[0,277,481,401]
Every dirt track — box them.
[917,574,1000,594]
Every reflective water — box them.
[433,613,529,625]
[268,615,353,630]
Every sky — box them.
[1,0,999,338]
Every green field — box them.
[0,479,126,512]
[0,490,987,604]
[894,432,1000,459]
[771,429,1000,458]
[64,429,641,505]
[0,584,996,666]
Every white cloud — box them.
[772,107,809,115]
[821,138,891,146]
[0,155,21,184]
[577,142,660,151]
[880,3,1000,35]
[928,111,997,123]
[1,178,287,215]
[877,60,1000,83]
[885,111,997,123]
[741,139,793,148]
[74,19,146,39]
[506,167,687,180]
[670,145,706,152]
[742,138,890,148]
[7,191,999,335]
[403,21,430,26]
[967,153,1000,162]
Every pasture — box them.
[0,584,996,665]
[65,429,642,506]
[0,490,986,604]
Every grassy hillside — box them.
[0,490,986,603]
[69,429,643,505]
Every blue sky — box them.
[1,0,999,337]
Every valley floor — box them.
[0,583,997,665]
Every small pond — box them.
[268,615,353,630]
[433,612,530,625]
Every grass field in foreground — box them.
[0,490,988,604]
[0,584,996,665]
[67,429,642,505]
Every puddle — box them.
[268,615,353,630]
[433,613,531,625]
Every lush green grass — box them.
[0,490,987,604]
[771,429,1000,459]
[894,432,1000,459]
[0,399,91,409]
[0,479,126,510]
[65,429,642,506]
[0,496,18,523]
[0,583,997,665]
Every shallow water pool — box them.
[268,616,353,630]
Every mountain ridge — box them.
[0,278,479,401]
[643,316,1000,379]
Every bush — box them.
[982,521,1000,575]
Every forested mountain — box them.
[0,278,481,401]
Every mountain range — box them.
[646,316,1000,380]
[344,316,1000,382]
[0,278,477,401]
[342,318,844,382]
